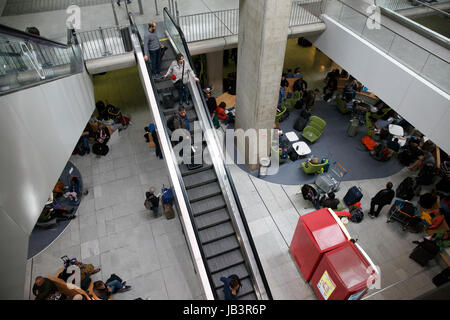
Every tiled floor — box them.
[25,78,204,300]
[227,162,447,300]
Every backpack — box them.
[144,198,152,210]
[293,79,302,92]
[288,147,299,161]
[293,117,308,132]
[167,115,176,132]
[294,99,304,110]
[161,187,174,205]
[417,164,435,185]
[349,206,364,223]
[396,177,416,201]
[361,135,377,151]
[92,143,109,156]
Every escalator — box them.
[129,11,272,300]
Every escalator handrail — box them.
[0,23,68,48]
[128,12,219,300]
[162,7,273,300]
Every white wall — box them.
[312,15,450,154]
[0,70,95,299]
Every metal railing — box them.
[324,0,450,94]
[76,25,131,60]
[2,0,111,16]
[0,24,83,95]
[178,0,324,43]
[375,0,450,11]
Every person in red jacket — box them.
[216,102,233,125]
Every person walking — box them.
[144,21,164,77]
[163,53,199,105]
[369,182,395,218]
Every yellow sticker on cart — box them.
[317,270,336,300]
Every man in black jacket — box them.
[369,182,395,218]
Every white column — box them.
[235,0,292,170]
[206,51,224,94]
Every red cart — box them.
[290,208,351,281]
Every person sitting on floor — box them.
[386,137,401,153]
[96,122,111,145]
[65,176,82,203]
[320,192,340,210]
[59,260,100,291]
[33,276,57,300]
[216,102,233,125]
[204,88,217,115]
[409,140,436,172]
[92,276,131,300]
[301,184,320,210]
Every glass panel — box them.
[0,29,82,95]
[324,0,450,94]
[163,10,188,59]
[377,0,450,39]
[421,54,450,93]
[389,35,430,74]
[362,23,396,53]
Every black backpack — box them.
[349,206,364,223]
[396,177,415,200]
[398,148,414,166]
[293,117,308,131]
[293,79,302,92]
[167,115,176,132]
[288,147,299,161]
[417,164,435,185]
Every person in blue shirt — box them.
[220,276,240,300]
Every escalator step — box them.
[216,278,257,300]
[203,235,240,259]
[211,263,250,289]
[195,208,230,230]
[199,221,235,245]
[207,248,244,274]
[181,164,213,176]
[183,169,217,189]
[191,194,226,216]
[187,182,222,203]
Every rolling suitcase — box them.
[315,173,338,194]
[347,118,359,137]
[343,186,363,206]
[315,161,347,193]
[163,203,175,220]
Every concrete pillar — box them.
[235,0,292,170]
[206,51,223,94]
